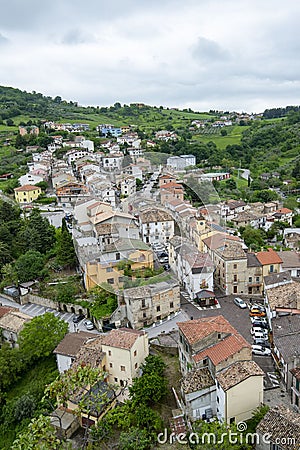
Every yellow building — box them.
[84,238,154,291]
[216,360,264,424]
[256,248,283,278]
[101,328,149,387]
[14,184,41,203]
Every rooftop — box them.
[101,328,146,350]
[181,368,214,394]
[256,405,300,449]
[177,315,239,346]
[277,251,300,269]
[104,238,150,253]
[247,252,262,268]
[139,209,174,224]
[123,278,179,299]
[290,367,300,381]
[214,241,247,260]
[193,334,251,366]
[216,361,264,391]
[256,248,282,266]
[53,332,95,357]
[14,184,41,192]
[266,281,300,310]
[0,306,18,318]
[73,336,105,369]
[0,310,32,333]
[264,271,292,288]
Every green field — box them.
[192,125,249,149]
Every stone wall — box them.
[22,293,88,316]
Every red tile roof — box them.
[193,334,250,365]
[177,315,238,346]
[256,248,282,265]
[160,181,183,190]
[275,208,292,214]
[101,328,145,350]
[0,306,18,318]
[14,184,41,192]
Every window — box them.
[217,396,219,403]
[114,377,118,383]
[233,286,238,293]
[218,333,221,339]
[270,265,274,273]
[135,362,138,369]
[141,299,146,308]
[230,417,235,424]
[157,305,161,312]
[109,363,113,368]
[106,267,113,273]
[249,277,252,282]
[143,312,146,318]
[107,278,114,284]
[170,302,174,309]
[157,315,161,321]
[116,252,120,260]
[120,380,124,387]
[256,277,260,282]
[233,264,237,269]
[108,350,111,356]
[233,275,237,282]
[120,365,125,372]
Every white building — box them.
[167,154,196,170]
[102,153,124,171]
[120,176,136,197]
[169,236,214,300]
[139,209,175,245]
[66,149,93,165]
[19,173,44,186]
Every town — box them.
[0,91,300,449]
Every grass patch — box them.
[192,125,249,149]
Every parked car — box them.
[251,327,268,336]
[157,251,168,258]
[250,316,268,325]
[252,331,269,341]
[252,345,271,356]
[233,297,247,309]
[252,320,268,329]
[72,314,85,323]
[249,308,266,317]
[159,257,169,264]
[253,339,271,348]
[83,319,94,330]
[163,264,170,271]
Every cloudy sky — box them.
[0,0,299,112]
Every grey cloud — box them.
[61,29,96,45]
[192,37,231,63]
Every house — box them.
[272,207,293,226]
[272,314,300,390]
[277,250,300,278]
[166,155,196,170]
[139,208,175,245]
[53,331,96,373]
[199,172,230,183]
[121,278,180,329]
[177,316,261,424]
[155,130,178,141]
[158,174,177,187]
[215,361,264,424]
[177,315,251,376]
[56,181,89,204]
[264,280,300,320]
[290,367,300,412]
[169,236,214,301]
[66,149,93,165]
[84,238,154,291]
[256,405,300,450]
[160,181,184,205]
[19,173,44,186]
[283,228,300,251]
[246,253,263,295]
[255,248,283,278]
[14,184,42,203]
[0,310,32,347]
[213,241,248,295]
[120,176,136,197]
[102,153,124,171]
[101,328,149,387]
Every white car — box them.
[251,327,268,336]
[252,345,271,356]
[252,331,268,341]
[83,319,94,330]
[233,297,247,309]
[250,316,268,325]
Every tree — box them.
[119,428,152,450]
[141,355,166,377]
[35,181,48,191]
[55,219,77,268]
[191,420,252,449]
[15,250,45,282]
[240,226,266,251]
[129,372,167,407]
[11,415,65,450]
[89,286,118,320]
[20,209,56,254]
[13,394,37,422]
[18,312,68,361]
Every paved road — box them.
[0,296,99,334]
